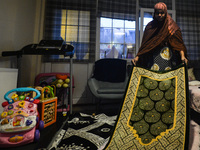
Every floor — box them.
[1,101,121,150]
[2,101,199,150]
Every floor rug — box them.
[104,64,190,150]
[48,113,117,150]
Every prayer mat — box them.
[48,113,117,150]
[104,64,190,150]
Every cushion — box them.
[93,59,127,83]
[188,68,196,81]
[189,80,200,86]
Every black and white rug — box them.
[48,113,117,150]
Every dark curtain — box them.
[44,0,96,62]
[44,0,136,62]
[139,0,172,9]
[43,0,200,62]
[98,0,136,20]
[176,0,200,61]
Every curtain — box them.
[98,0,136,20]
[176,0,200,60]
[139,0,172,10]
[44,0,96,62]
[44,0,136,62]
[44,0,200,61]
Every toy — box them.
[54,77,71,88]
[32,86,57,128]
[0,87,44,147]
[39,98,57,128]
[33,86,55,101]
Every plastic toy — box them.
[54,77,70,88]
[0,87,44,147]
[33,86,55,101]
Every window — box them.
[50,10,91,60]
[100,17,136,59]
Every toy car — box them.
[0,87,44,147]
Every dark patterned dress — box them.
[148,41,181,71]
[150,45,179,71]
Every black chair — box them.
[87,58,129,112]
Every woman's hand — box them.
[180,51,188,64]
[132,56,139,65]
[181,56,188,64]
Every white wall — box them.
[0,0,45,87]
[0,0,37,61]
[0,68,18,112]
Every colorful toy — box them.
[54,77,71,88]
[31,86,57,128]
[39,98,57,128]
[0,87,44,148]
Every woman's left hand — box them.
[181,56,188,64]
[180,51,188,64]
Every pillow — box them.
[93,59,127,82]
[189,80,200,86]
[188,68,196,81]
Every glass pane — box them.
[113,19,124,28]
[79,27,90,42]
[125,20,135,28]
[67,10,78,25]
[100,17,112,27]
[106,44,124,59]
[100,44,125,59]
[113,28,124,43]
[126,44,136,59]
[125,29,135,43]
[66,26,78,42]
[61,10,66,25]
[100,27,112,43]
[60,25,66,40]
[144,17,153,26]
[79,11,90,26]
[100,44,112,59]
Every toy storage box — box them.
[38,97,57,128]
[34,72,74,111]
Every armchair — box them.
[87,58,130,112]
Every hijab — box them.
[137,2,185,56]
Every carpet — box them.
[104,64,190,150]
[47,113,117,150]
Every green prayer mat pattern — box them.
[105,65,189,150]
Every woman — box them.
[132,2,188,71]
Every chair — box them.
[87,58,130,112]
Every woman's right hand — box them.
[132,56,139,65]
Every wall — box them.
[0,0,44,87]
[0,0,36,65]
[0,68,18,112]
